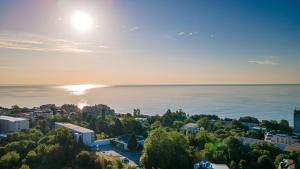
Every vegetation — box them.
[0,105,299,169]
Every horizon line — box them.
[1,83,300,87]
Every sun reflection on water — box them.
[58,84,107,95]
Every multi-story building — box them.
[294,109,300,132]
[0,116,29,133]
[264,132,299,145]
[54,122,95,145]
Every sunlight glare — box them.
[58,84,107,95]
[72,11,93,32]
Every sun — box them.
[72,11,93,32]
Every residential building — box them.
[264,132,299,145]
[0,115,29,133]
[55,122,95,145]
[294,109,300,132]
[194,159,229,169]
[181,123,200,135]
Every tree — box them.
[223,136,244,162]
[111,118,123,136]
[25,150,37,166]
[197,117,210,129]
[11,105,21,114]
[274,154,284,169]
[239,116,259,124]
[257,155,273,169]
[140,129,191,169]
[133,109,141,117]
[230,160,238,169]
[127,134,138,151]
[239,160,247,169]
[19,164,30,169]
[0,151,20,169]
[74,150,91,169]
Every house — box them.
[181,123,200,135]
[264,132,299,145]
[194,159,229,169]
[0,115,29,133]
[55,122,95,145]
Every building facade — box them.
[55,122,95,145]
[294,109,300,132]
[0,116,29,133]
[264,132,299,145]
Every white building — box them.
[0,116,29,133]
[264,132,299,145]
[55,122,95,145]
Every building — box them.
[294,109,300,132]
[194,159,229,169]
[264,132,299,145]
[181,123,200,136]
[0,116,29,133]
[55,122,95,145]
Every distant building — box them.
[294,109,300,132]
[55,122,95,145]
[181,123,200,135]
[194,159,229,169]
[0,116,29,133]
[264,132,299,145]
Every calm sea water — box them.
[0,84,300,125]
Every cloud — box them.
[178,32,185,36]
[248,60,279,65]
[129,26,139,32]
[0,31,103,53]
[98,45,109,49]
[177,31,197,37]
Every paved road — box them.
[99,145,141,166]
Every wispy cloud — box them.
[0,31,105,53]
[129,26,140,32]
[98,45,109,49]
[177,31,198,37]
[248,60,279,65]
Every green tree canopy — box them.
[140,128,191,169]
[127,134,138,151]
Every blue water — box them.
[0,84,300,125]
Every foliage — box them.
[0,151,20,169]
[239,116,259,124]
[127,134,138,151]
[140,128,191,169]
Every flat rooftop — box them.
[0,115,28,122]
[55,122,94,133]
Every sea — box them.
[0,84,300,125]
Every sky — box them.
[0,0,299,85]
